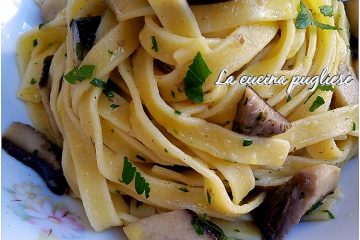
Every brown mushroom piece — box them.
[123,209,227,240]
[70,16,101,66]
[232,87,291,137]
[2,122,68,195]
[252,164,340,240]
[332,63,359,108]
[38,55,63,145]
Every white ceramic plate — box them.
[1,1,359,239]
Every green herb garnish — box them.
[178,187,189,192]
[322,210,335,219]
[151,36,158,52]
[119,157,150,198]
[207,190,212,204]
[309,96,325,112]
[90,78,114,98]
[64,65,95,84]
[234,229,240,232]
[184,52,212,103]
[243,139,253,146]
[110,103,119,109]
[317,84,334,91]
[304,200,324,215]
[191,214,228,240]
[319,5,334,17]
[30,78,37,85]
[296,2,337,30]
[76,43,84,60]
[352,122,356,131]
[287,95,292,102]
[174,109,181,115]
[108,49,114,55]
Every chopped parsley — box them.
[304,200,324,215]
[33,39,38,47]
[191,214,228,240]
[296,2,337,30]
[309,96,325,112]
[184,52,212,103]
[30,78,37,85]
[38,22,47,29]
[317,84,334,91]
[76,43,85,60]
[256,112,264,121]
[108,49,114,54]
[64,65,95,84]
[90,78,114,98]
[119,157,150,198]
[319,5,334,17]
[234,229,240,232]
[174,109,181,115]
[110,103,119,109]
[322,210,335,219]
[352,122,356,131]
[243,139,253,146]
[151,36,158,52]
[287,95,292,102]
[207,190,212,204]
[177,187,189,192]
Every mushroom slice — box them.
[2,122,68,195]
[38,55,62,145]
[332,63,359,108]
[233,87,291,137]
[252,164,340,240]
[123,209,226,240]
[70,16,101,66]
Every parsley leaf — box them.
[317,84,334,91]
[30,78,37,85]
[309,96,325,112]
[319,5,334,17]
[76,43,85,61]
[110,103,119,109]
[64,65,95,84]
[151,36,158,52]
[243,139,253,146]
[322,210,335,219]
[352,122,356,131]
[174,109,181,115]
[90,78,114,98]
[234,229,240,232]
[287,95,292,102]
[296,2,337,30]
[178,187,189,192]
[207,190,212,204]
[191,214,228,240]
[184,52,212,103]
[120,157,136,184]
[304,200,324,215]
[119,157,151,198]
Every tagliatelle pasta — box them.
[14,0,358,238]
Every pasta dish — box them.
[2,0,359,239]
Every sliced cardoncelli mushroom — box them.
[124,209,227,240]
[232,87,291,137]
[2,122,68,195]
[40,0,68,22]
[252,164,340,240]
[332,63,359,108]
[70,16,101,66]
[39,55,63,146]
